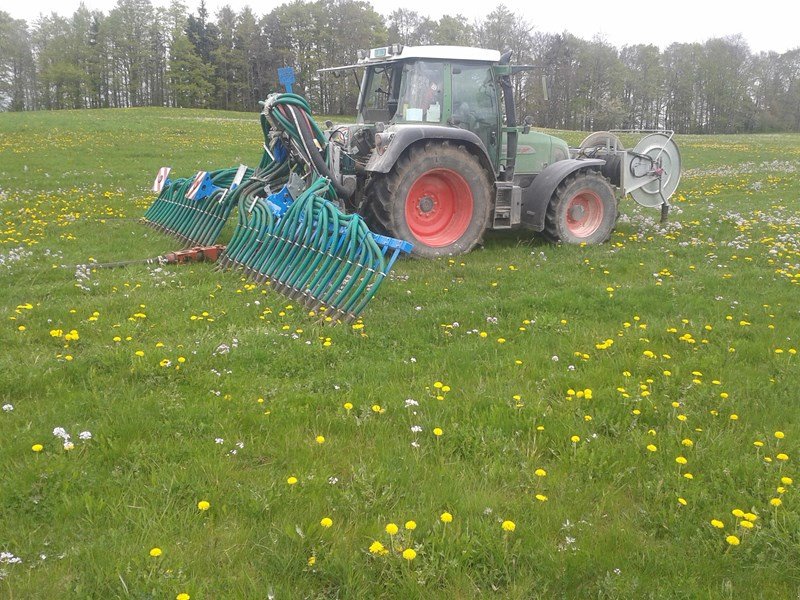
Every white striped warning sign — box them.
[186,171,207,200]
[152,166,171,192]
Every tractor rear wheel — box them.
[544,170,617,244]
[365,142,492,257]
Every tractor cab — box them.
[352,46,503,167]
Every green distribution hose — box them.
[142,109,282,246]
[141,87,412,322]
[220,176,390,322]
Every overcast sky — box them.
[4,0,796,54]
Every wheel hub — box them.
[418,195,435,214]
[404,168,474,248]
[569,204,585,221]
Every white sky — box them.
[3,0,796,54]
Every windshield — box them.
[359,64,400,123]
[395,61,445,124]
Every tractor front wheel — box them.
[544,171,617,244]
[366,142,492,257]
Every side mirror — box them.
[522,116,534,135]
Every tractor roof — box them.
[393,45,501,63]
[318,45,501,73]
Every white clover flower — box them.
[2,404,13,412]
[215,438,224,444]
[410,425,422,433]
[78,431,92,440]
[52,427,70,440]
[0,552,22,564]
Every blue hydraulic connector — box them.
[278,67,296,93]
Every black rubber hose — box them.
[288,105,352,200]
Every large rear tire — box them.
[364,142,492,258]
[544,170,617,244]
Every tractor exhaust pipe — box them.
[498,50,516,182]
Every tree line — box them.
[1,0,799,134]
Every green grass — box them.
[1,107,799,598]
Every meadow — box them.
[1,107,799,599]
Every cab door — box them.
[450,64,501,170]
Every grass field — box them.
[1,107,799,599]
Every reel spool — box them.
[579,131,624,155]
[626,132,682,208]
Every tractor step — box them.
[492,182,522,229]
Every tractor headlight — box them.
[374,132,394,155]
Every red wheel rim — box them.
[566,190,604,238]
[404,168,473,247]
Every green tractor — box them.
[320,44,681,257]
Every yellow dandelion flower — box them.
[646,444,658,452]
[678,497,687,506]
[534,468,547,477]
[501,520,516,532]
[369,540,387,555]
[675,456,688,465]
[404,520,417,531]
[710,519,724,528]
[726,535,740,546]
[307,555,316,566]
[176,593,190,600]
[743,513,757,522]
[683,473,694,480]
[197,500,210,511]
[682,439,694,447]
[740,520,754,529]
[535,494,548,502]
[343,402,353,411]
[732,509,745,518]
[287,476,298,485]
[315,435,326,444]
[571,435,581,443]
[776,453,789,461]
[149,547,162,557]
[781,476,793,485]
[402,548,416,561]
[775,431,785,439]
[433,427,443,437]
[440,512,453,523]
[320,517,333,528]
[385,523,398,535]
[32,444,44,452]
[770,498,782,507]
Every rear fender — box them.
[520,159,607,231]
[365,125,494,175]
